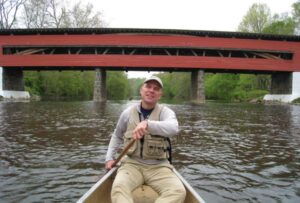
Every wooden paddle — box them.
[111,139,136,168]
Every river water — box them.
[0,100,299,203]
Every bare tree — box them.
[22,0,105,28]
[64,2,104,28]
[47,0,68,28]
[23,0,56,28]
[0,0,25,29]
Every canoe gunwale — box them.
[77,167,205,203]
[77,167,117,203]
[172,168,205,203]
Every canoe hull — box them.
[77,167,205,203]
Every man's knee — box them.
[172,185,187,200]
[160,184,186,202]
[111,182,130,195]
[111,182,134,203]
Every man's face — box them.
[140,80,162,107]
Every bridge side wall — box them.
[191,70,205,104]
[0,67,30,99]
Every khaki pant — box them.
[111,159,186,203]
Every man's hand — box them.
[132,120,148,140]
[105,160,116,170]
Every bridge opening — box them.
[3,46,293,60]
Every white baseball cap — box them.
[144,76,163,88]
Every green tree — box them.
[107,72,130,100]
[128,78,144,98]
[205,74,239,101]
[24,71,43,95]
[292,0,300,33]
[24,71,95,100]
[238,3,271,33]
[232,74,269,101]
[263,13,295,35]
[157,72,190,101]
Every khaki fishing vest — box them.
[124,104,169,160]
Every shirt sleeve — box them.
[147,106,179,137]
[105,107,130,162]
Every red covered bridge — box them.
[0,28,299,102]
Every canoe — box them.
[77,167,205,203]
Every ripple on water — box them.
[0,101,300,202]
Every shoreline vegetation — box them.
[292,98,300,104]
[24,71,270,102]
[21,71,299,104]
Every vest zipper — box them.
[139,113,150,159]
[138,113,144,159]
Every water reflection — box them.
[0,101,299,202]
[174,103,300,203]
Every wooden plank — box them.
[0,55,296,71]
[253,52,282,60]
[16,48,45,55]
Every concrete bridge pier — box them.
[264,72,300,102]
[93,68,107,102]
[191,70,205,104]
[0,67,30,100]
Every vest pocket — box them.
[143,136,167,159]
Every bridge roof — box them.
[0,27,300,42]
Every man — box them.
[105,76,186,203]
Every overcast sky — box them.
[84,0,296,78]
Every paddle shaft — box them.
[111,139,136,168]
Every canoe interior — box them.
[78,167,204,203]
